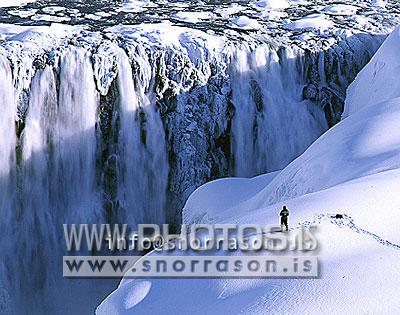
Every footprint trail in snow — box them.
[297,213,400,251]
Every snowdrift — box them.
[97,27,400,314]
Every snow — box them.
[349,15,371,29]
[183,172,280,224]
[115,0,156,13]
[229,16,262,30]
[84,14,103,21]
[0,0,36,7]
[235,94,400,213]
[7,9,37,18]
[289,0,310,4]
[322,4,359,16]
[251,0,290,21]
[31,14,71,23]
[344,26,400,118]
[106,22,225,52]
[42,6,66,14]
[172,11,214,24]
[254,0,290,9]
[371,0,386,8]
[285,14,334,31]
[97,26,400,315]
[214,5,246,18]
[0,2,398,314]
[0,0,398,46]
[255,9,287,21]
[0,23,79,42]
[123,281,152,309]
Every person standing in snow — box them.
[280,206,289,231]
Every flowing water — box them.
[0,26,383,313]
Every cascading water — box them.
[115,50,169,227]
[0,23,385,314]
[53,47,100,223]
[3,47,104,313]
[0,51,15,222]
[0,51,17,315]
[230,44,328,177]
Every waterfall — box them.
[115,49,169,226]
[0,52,16,222]
[230,44,328,177]
[0,51,17,315]
[22,47,100,227]
[53,47,100,223]
[0,47,102,313]
[0,25,383,314]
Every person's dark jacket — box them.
[280,209,289,218]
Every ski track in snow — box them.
[298,213,400,251]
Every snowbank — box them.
[344,27,400,118]
[183,172,279,224]
[228,16,262,30]
[0,23,81,42]
[97,26,400,315]
[285,14,333,31]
